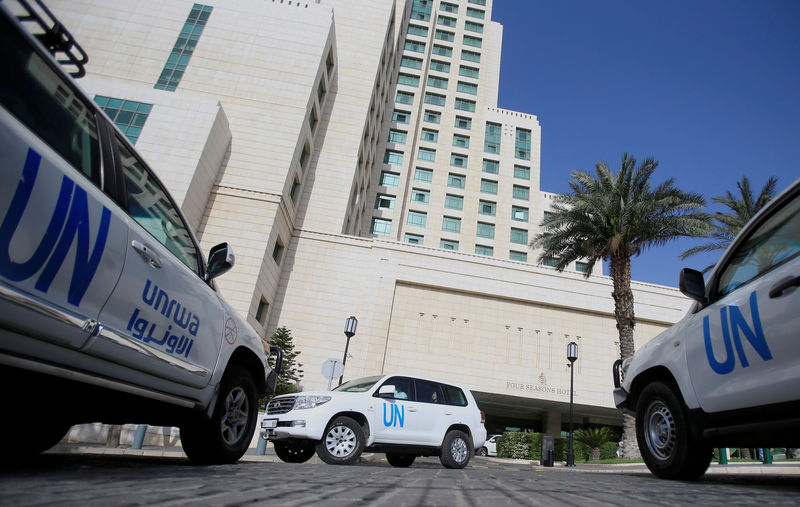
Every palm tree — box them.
[680,176,778,272]
[574,427,616,461]
[532,153,708,458]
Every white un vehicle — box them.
[613,177,800,480]
[0,0,281,464]
[261,374,487,469]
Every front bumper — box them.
[612,359,632,412]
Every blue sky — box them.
[491,0,800,287]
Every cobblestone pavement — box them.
[0,447,797,506]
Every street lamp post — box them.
[338,316,358,386]
[566,341,578,467]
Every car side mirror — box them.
[679,268,708,306]
[206,242,235,281]
[377,384,396,398]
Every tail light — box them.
[480,410,485,424]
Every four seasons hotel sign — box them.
[506,372,578,398]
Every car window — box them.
[379,376,415,401]
[334,375,383,392]
[415,379,445,404]
[442,384,468,406]
[715,193,800,298]
[0,21,100,182]
[116,138,199,273]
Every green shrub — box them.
[600,441,618,460]
[496,432,530,459]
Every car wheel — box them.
[3,419,71,460]
[440,429,472,469]
[315,416,364,465]
[475,447,488,457]
[274,439,316,463]
[386,452,416,467]
[180,366,257,465]
[635,381,712,480]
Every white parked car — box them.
[0,0,280,464]
[261,374,487,469]
[613,177,800,480]
[476,434,500,457]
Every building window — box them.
[380,171,400,187]
[94,96,152,145]
[388,130,407,144]
[475,244,493,256]
[308,107,318,131]
[375,194,396,210]
[427,76,449,89]
[450,153,468,168]
[455,116,472,129]
[463,35,482,48]
[514,165,530,180]
[383,150,404,165]
[405,233,424,245]
[289,177,301,203]
[398,73,420,87]
[437,15,457,27]
[424,110,441,123]
[484,122,501,154]
[317,79,326,103]
[371,218,392,236]
[455,98,476,112]
[405,40,426,53]
[400,55,423,69]
[576,261,591,273]
[154,3,213,91]
[435,30,455,42]
[411,0,432,21]
[414,168,433,183]
[477,222,495,239]
[440,239,459,250]
[467,7,485,18]
[480,179,497,195]
[420,128,438,142]
[542,256,559,267]
[479,200,496,216]
[510,228,528,245]
[513,185,530,200]
[459,65,479,78]
[407,211,427,227]
[430,60,451,73]
[482,159,499,174]
[272,239,284,264]
[392,109,410,123]
[512,206,529,222]
[255,298,269,325]
[544,210,555,221]
[448,173,466,189]
[452,134,470,148]
[396,91,414,104]
[299,144,310,168]
[418,147,436,161]
[424,92,446,106]
[469,0,486,5]
[457,81,478,95]
[326,48,335,74]
[442,216,461,233]
[433,44,453,57]
[411,188,430,204]
[407,24,428,37]
[510,251,527,262]
[462,50,481,63]
[440,2,458,13]
[516,128,531,160]
[445,194,463,210]
[464,21,483,33]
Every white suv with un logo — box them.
[261,374,487,468]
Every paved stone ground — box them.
[0,446,797,506]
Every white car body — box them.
[613,177,800,479]
[0,0,279,464]
[484,434,500,456]
[262,374,487,468]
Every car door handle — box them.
[407,407,417,412]
[769,275,800,298]
[132,240,162,269]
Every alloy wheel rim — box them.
[644,400,676,461]
[451,437,468,463]
[325,425,357,457]
[220,386,249,445]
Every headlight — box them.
[293,395,331,410]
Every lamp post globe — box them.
[338,316,358,385]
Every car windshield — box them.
[333,375,383,392]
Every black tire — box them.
[3,420,71,460]
[274,439,316,463]
[386,452,416,467]
[440,430,472,469]
[635,381,712,480]
[315,416,364,465]
[475,447,488,457]
[180,366,258,465]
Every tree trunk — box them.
[610,254,639,458]
[591,447,601,461]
